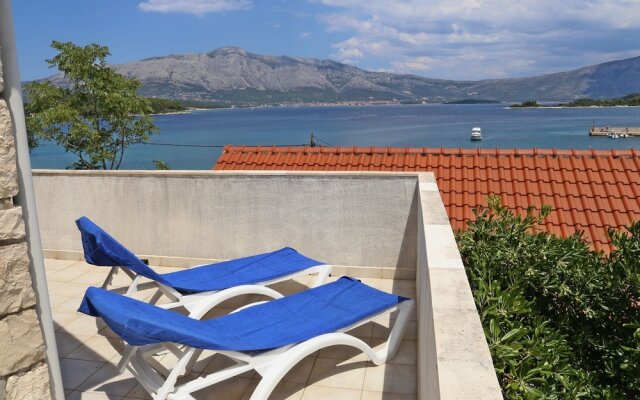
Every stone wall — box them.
[0,47,52,399]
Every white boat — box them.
[471,127,482,141]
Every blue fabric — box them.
[75,217,325,294]
[76,217,168,285]
[78,277,409,351]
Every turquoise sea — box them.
[30,103,640,170]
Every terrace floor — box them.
[45,258,418,400]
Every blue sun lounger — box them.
[76,217,331,315]
[80,277,414,400]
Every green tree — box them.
[457,197,640,398]
[25,41,157,169]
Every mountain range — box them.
[46,47,640,104]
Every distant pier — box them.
[590,127,640,137]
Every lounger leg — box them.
[126,275,142,296]
[118,345,136,373]
[310,265,332,287]
[148,290,164,305]
[155,347,197,400]
[183,348,204,374]
[101,266,119,289]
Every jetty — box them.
[590,126,640,137]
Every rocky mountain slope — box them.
[46,47,640,103]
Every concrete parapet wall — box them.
[33,170,418,269]
[416,174,503,399]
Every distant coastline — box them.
[510,94,640,109]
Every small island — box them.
[445,99,501,104]
[510,93,640,108]
[147,97,231,114]
[510,100,540,108]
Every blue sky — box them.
[13,0,640,81]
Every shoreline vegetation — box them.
[147,97,231,114]
[148,94,640,114]
[148,97,506,113]
[510,93,640,108]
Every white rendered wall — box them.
[33,171,418,269]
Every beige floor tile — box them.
[64,314,104,336]
[67,334,124,363]
[124,383,152,399]
[53,312,80,330]
[66,390,120,400]
[72,270,112,285]
[45,259,82,271]
[363,364,416,395]
[48,281,92,297]
[200,353,256,379]
[77,362,139,396]
[307,357,367,390]
[53,297,84,314]
[372,319,416,341]
[300,385,362,400]
[56,332,92,358]
[211,294,265,311]
[361,390,416,400]
[48,268,91,283]
[268,281,311,296]
[280,355,317,384]
[49,294,74,308]
[192,377,253,399]
[60,358,105,390]
[346,322,374,340]
[317,343,370,362]
[369,339,416,366]
[242,379,305,400]
[290,274,313,286]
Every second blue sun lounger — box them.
[76,216,331,313]
[80,277,414,400]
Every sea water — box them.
[29,103,640,170]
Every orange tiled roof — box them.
[214,146,640,252]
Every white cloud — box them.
[138,0,251,15]
[300,32,312,38]
[317,0,640,79]
[392,56,435,72]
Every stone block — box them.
[0,99,18,199]
[0,207,25,241]
[0,242,36,315]
[0,309,46,376]
[6,363,52,400]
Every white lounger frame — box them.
[101,263,332,314]
[117,294,415,400]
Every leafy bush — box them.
[457,197,640,399]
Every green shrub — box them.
[457,197,640,399]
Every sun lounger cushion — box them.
[76,217,324,294]
[79,277,408,351]
[77,217,169,284]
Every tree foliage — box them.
[457,197,640,399]
[25,41,157,169]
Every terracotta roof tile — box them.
[214,146,640,252]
